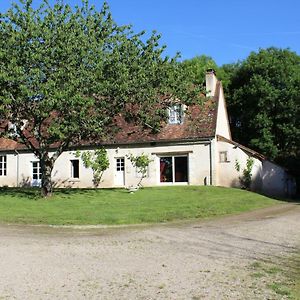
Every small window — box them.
[168,104,184,124]
[0,155,7,176]
[116,158,125,171]
[219,151,229,163]
[71,159,79,178]
[32,161,41,180]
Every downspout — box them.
[209,139,213,185]
[14,150,19,187]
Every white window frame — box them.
[0,155,7,176]
[168,104,184,124]
[115,157,125,186]
[219,151,229,163]
[159,155,189,184]
[32,161,42,180]
[116,158,125,172]
[71,159,80,179]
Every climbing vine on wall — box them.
[235,157,254,190]
[76,149,110,187]
[127,153,153,187]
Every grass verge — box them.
[0,186,281,225]
[249,253,300,299]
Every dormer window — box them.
[7,120,28,138]
[168,104,184,124]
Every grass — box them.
[0,186,281,225]
[289,254,300,299]
[249,253,300,299]
[267,283,291,297]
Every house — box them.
[0,70,296,198]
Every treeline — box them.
[181,48,300,190]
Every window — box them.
[71,159,79,178]
[115,158,125,186]
[0,155,7,176]
[168,104,184,124]
[32,161,41,180]
[116,158,125,171]
[160,156,188,183]
[219,151,229,163]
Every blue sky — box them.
[1,0,300,65]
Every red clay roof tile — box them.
[0,84,220,151]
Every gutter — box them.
[209,139,213,185]
[14,149,19,187]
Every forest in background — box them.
[181,48,300,193]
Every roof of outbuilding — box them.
[217,135,266,161]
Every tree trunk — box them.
[40,155,54,198]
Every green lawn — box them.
[0,186,281,225]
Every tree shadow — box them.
[56,187,127,196]
[230,163,299,204]
[0,186,41,200]
[0,186,128,200]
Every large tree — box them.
[0,0,199,197]
[225,48,300,161]
[180,55,232,91]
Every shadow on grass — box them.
[0,186,299,204]
[245,188,300,204]
[0,187,42,200]
[56,187,127,195]
[0,186,128,200]
[266,194,300,204]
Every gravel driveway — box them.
[0,203,299,299]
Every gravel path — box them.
[0,203,299,299]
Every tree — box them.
[180,55,231,91]
[235,157,254,190]
[127,153,153,187]
[0,0,200,197]
[181,55,218,86]
[76,149,109,187]
[225,48,300,193]
[225,48,300,162]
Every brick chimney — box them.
[206,69,217,97]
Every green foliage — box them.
[180,55,232,90]
[76,149,109,186]
[181,55,218,86]
[178,48,300,192]
[235,157,254,190]
[225,48,300,163]
[235,160,241,172]
[127,153,153,186]
[0,0,200,196]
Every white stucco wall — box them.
[0,141,216,189]
[0,153,19,187]
[216,140,294,197]
[216,140,262,189]
[260,160,295,198]
[1,140,294,198]
[215,85,231,140]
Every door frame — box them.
[158,154,189,184]
[115,157,125,186]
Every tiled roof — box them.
[109,97,217,144]
[0,83,220,151]
[0,138,21,151]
